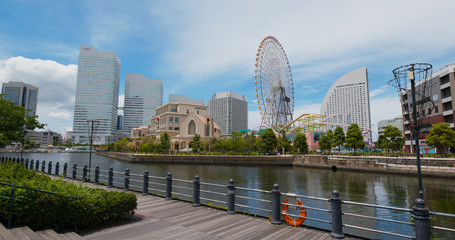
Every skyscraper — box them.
[72,46,121,144]
[1,81,38,116]
[208,91,248,135]
[320,67,372,141]
[123,73,163,134]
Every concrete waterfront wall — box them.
[97,152,294,165]
[96,152,455,177]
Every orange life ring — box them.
[281,198,307,226]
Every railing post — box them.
[83,165,88,182]
[55,162,60,176]
[48,161,52,174]
[166,172,172,200]
[271,183,282,224]
[35,160,39,171]
[30,159,34,170]
[142,170,149,196]
[63,163,68,177]
[25,159,29,169]
[41,160,46,173]
[193,175,200,207]
[330,190,344,239]
[124,169,130,190]
[227,179,235,214]
[95,166,99,185]
[72,164,77,180]
[8,185,15,229]
[413,198,430,240]
[108,167,113,188]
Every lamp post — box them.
[408,68,424,199]
[87,120,99,181]
[390,63,432,200]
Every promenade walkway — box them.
[71,180,359,240]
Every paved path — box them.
[72,181,359,240]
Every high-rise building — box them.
[123,73,163,134]
[378,116,403,136]
[1,81,38,116]
[71,46,121,144]
[320,67,372,141]
[208,91,248,135]
[400,63,455,153]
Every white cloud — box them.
[49,112,72,120]
[0,56,77,135]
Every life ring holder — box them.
[281,194,307,226]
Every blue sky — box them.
[1,0,455,140]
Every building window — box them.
[197,110,199,114]
[188,120,196,135]
[174,127,180,130]
[175,117,179,123]
[169,117,173,123]
[435,106,439,113]
[187,110,189,114]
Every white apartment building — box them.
[123,73,163,135]
[320,67,372,141]
[72,46,121,144]
[208,91,248,135]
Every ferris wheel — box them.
[254,36,294,133]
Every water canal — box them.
[2,152,454,239]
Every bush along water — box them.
[0,161,137,232]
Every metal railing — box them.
[1,156,455,240]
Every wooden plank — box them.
[204,218,252,235]
[256,224,294,240]
[213,219,263,239]
[11,226,44,240]
[179,212,227,227]
[190,214,238,232]
[0,223,20,240]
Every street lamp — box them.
[389,63,433,199]
[87,120,99,181]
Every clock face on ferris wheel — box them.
[254,36,294,132]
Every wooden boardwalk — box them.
[75,181,359,240]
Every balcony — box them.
[405,130,411,134]
[405,140,413,145]
[440,82,451,90]
[404,120,410,125]
[442,96,452,103]
[403,110,409,115]
[443,110,453,116]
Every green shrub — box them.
[0,160,137,231]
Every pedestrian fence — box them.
[1,156,455,240]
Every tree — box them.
[376,135,386,150]
[319,135,332,153]
[425,122,455,156]
[257,129,277,154]
[192,134,201,153]
[0,96,45,151]
[345,123,365,153]
[326,129,334,144]
[243,133,257,152]
[293,133,308,154]
[382,126,404,154]
[160,132,171,153]
[278,135,291,154]
[333,126,345,153]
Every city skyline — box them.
[1,1,455,139]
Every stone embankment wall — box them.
[97,152,294,165]
[96,152,455,178]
